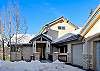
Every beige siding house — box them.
[80,5,100,71]
[9,16,78,61]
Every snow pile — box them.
[0,60,85,71]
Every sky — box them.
[0,0,100,34]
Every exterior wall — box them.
[50,21,76,38]
[85,19,100,38]
[52,46,59,52]
[10,46,33,61]
[22,46,33,61]
[46,29,58,40]
[83,37,100,70]
[11,52,17,61]
[67,44,72,63]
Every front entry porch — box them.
[30,34,52,60]
[36,43,46,60]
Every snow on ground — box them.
[0,60,85,71]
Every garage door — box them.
[96,42,100,71]
[72,43,83,66]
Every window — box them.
[58,26,65,30]
[60,47,64,53]
[58,26,61,29]
[62,26,65,30]
[60,46,67,53]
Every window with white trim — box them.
[58,26,65,30]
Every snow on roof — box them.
[43,34,52,40]
[11,34,34,44]
[53,28,82,43]
[30,33,52,42]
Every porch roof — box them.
[29,34,52,43]
[52,34,82,45]
[52,28,82,45]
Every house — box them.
[9,16,78,61]
[29,16,78,60]
[9,5,100,71]
[80,5,100,71]
[10,34,34,61]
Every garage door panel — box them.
[72,43,83,66]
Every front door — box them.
[36,43,46,60]
[96,41,100,71]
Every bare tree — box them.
[0,0,28,60]
[0,13,5,60]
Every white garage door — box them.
[72,43,83,66]
[96,42,100,71]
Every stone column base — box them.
[67,52,71,63]
[45,52,50,59]
[53,52,59,61]
[34,52,40,60]
[82,54,92,69]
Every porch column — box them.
[67,44,72,63]
[45,41,50,59]
[33,41,36,53]
[33,41,40,60]
[53,52,59,61]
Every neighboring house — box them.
[11,34,34,44]
[40,16,78,40]
[10,34,34,61]
[80,5,100,71]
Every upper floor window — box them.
[58,26,62,29]
[58,26,65,30]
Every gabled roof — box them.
[29,34,52,42]
[40,16,79,33]
[80,4,100,36]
